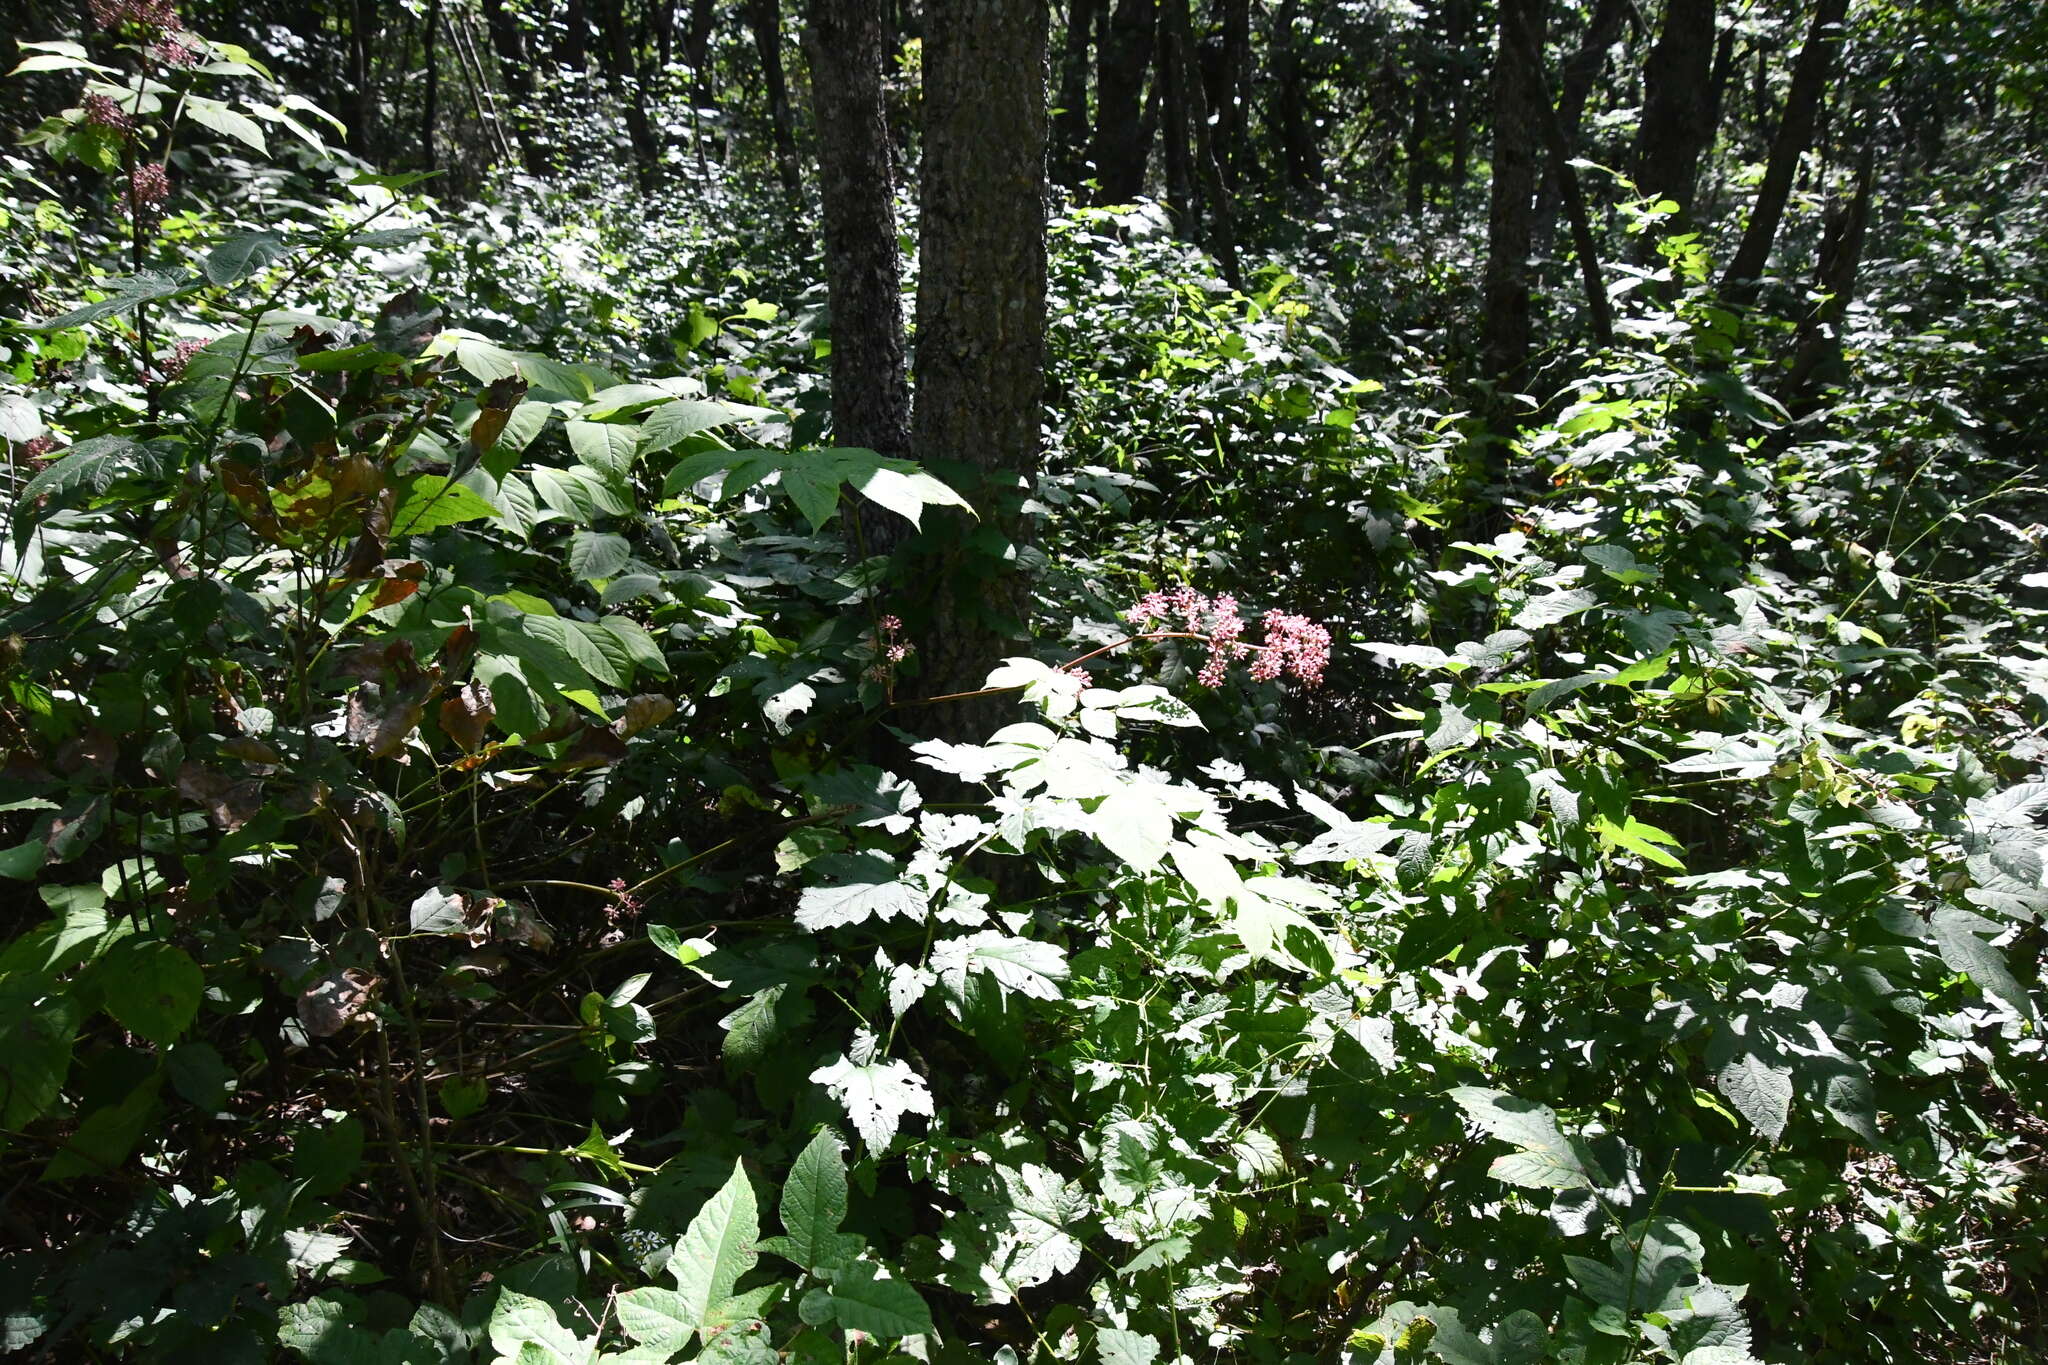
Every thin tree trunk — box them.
[1785,139,1874,399]
[346,0,383,159]
[1268,0,1321,194]
[1157,0,1195,227]
[745,0,804,201]
[1534,0,1625,243]
[909,0,1048,740]
[480,0,548,171]
[1166,0,1239,285]
[598,0,663,188]
[1721,0,1851,297]
[1216,0,1249,185]
[684,0,717,176]
[1634,0,1717,223]
[1091,0,1155,202]
[1054,0,1100,189]
[1445,0,1475,194]
[560,0,589,71]
[422,0,441,170]
[1505,2,1612,349]
[1404,67,1430,217]
[803,0,911,467]
[1480,0,1546,387]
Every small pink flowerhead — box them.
[125,161,170,214]
[160,336,209,379]
[81,93,134,134]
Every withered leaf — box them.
[439,681,495,752]
[558,722,629,770]
[299,967,377,1038]
[615,694,676,739]
[469,376,528,454]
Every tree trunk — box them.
[1157,0,1195,228]
[1534,0,1625,242]
[909,0,1048,739]
[1404,65,1431,217]
[560,0,589,71]
[1480,0,1546,388]
[803,0,912,468]
[1090,0,1154,202]
[1215,0,1250,185]
[1445,0,1475,194]
[421,0,441,170]
[481,0,549,172]
[1721,0,1850,297]
[1633,0,1717,223]
[346,0,385,160]
[1166,0,1239,285]
[1504,2,1612,350]
[1785,139,1874,400]
[1053,0,1099,189]
[684,0,717,175]
[745,0,804,201]
[598,0,663,188]
[1268,0,1321,194]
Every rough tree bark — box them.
[909,0,1048,740]
[1723,0,1850,297]
[1090,0,1154,202]
[1633,0,1717,222]
[1480,0,1546,388]
[803,0,912,472]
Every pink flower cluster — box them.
[81,93,134,134]
[149,33,205,67]
[160,336,210,379]
[865,613,912,683]
[126,161,170,215]
[1128,587,1331,688]
[89,0,180,33]
[20,435,61,464]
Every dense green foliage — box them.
[3,1,2047,1364]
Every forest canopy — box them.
[1,0,2046,1362]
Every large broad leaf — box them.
[638,397,775,455]
[810,1050,933,1151]
[27,270,198,331]
[666,447,971,532]
[485,1289,598,1365]
[931,930,1069,1002]
[795,855,928,930]
[1931,908,2034,1019]
[203,230,289,285]
[1715,1051,1792,1143]
[0,989,81,1128]
[389,475,499,535]
[18,436,145,509]
[99,939,203,1046]
[669,1160,761,1329]
[759,1127,863,1274]
[565,419,639,478]
[798,1261,934,1338]
[184,94,268,151]
[1449,1086,1593,1190]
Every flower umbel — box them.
[1128,588,1330,688]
